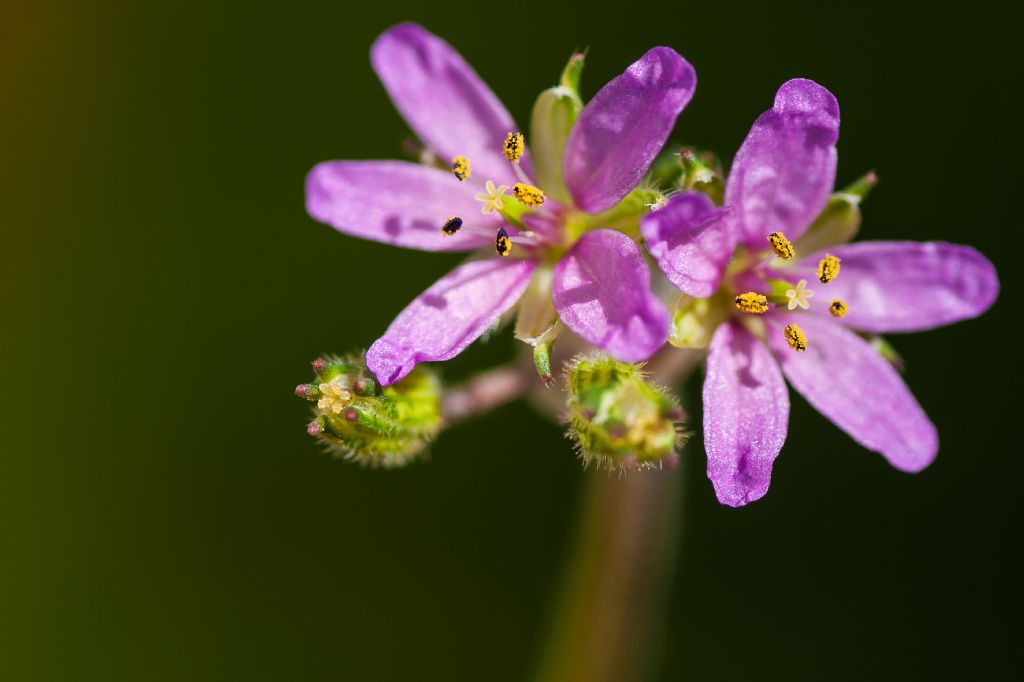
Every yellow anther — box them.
[495,227,512,257]
[767,231,795,260]
[503,131,525,163]
[785,279,815,311]
[783,323,807,352]
[829,299,848,318]
[817,253,841,284]
[441,215,463,236]
[451,156,471,182]
[317,379,352,414]
[512,182,546,207]
[474,179,509,215]
[734,292,769,314]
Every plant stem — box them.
[535,348,700,682]
[441,363,533,424]
[535,467,684,682]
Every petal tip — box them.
[774,78,840,123]
[365,338,409,387]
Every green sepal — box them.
[680,148,725,205]
[571,187,663,240]
[647,147,686,188]
[669,294,729,349]
[867,335,905,372]
[794,171,877,255]
[529,53,585,203]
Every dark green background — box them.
[2,1,1019,679]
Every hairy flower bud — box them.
[679,148,725,205]
[296,354,441,467]
[566,355,687,471]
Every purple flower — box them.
[640,79,999,506]
[305,23,696,385]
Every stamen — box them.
[451,156,471,182]
[767,231,795,259]
[513,183,546,207]
[783,323,807,352]
[829,299,848,318]
[817,253,841,284]
[734,292,769,314]
[474,180,509,215]
[441,215,463,236]
[503,131,525,163]
[785,279,814,311]
[495,227,512,257]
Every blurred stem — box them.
[535,349,698,682]
[442,349,698,681]
[441,363,533,424]
[535,466,684,682]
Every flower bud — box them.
[296,354,441,467]
[794,171,877,255]
[679,148,725,205]
[529,52,584,203]
[566,355,687,471]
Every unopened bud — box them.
[566,354,688,471]
[307,417,324,437]
[295,353,442,468]
[352,375,378,397]
[679,148,725,205]
[794,171,877,255]
[295,383,321,400]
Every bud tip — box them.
[307,418,324,437]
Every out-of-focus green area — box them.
[1,1,1018,679]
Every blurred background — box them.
[2,1,1019,679]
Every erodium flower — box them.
[305,23,696,386]
[639,79,1000,506]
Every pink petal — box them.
[367,258,536,385]
[371,23,526,187]
[725,79,840,249]
[305,161,496,252]
[564,47,696,214]
[552,229,669,362]
[703,321,790,507]
[766,313,938,472]
[792,241,999,333]
[639,192,734,297]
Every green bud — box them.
[566,355,687,471]
[529,53,584,203]
[297,354,442,468]
[679,148,725,205]
[646,148,686,188]
[669,294,729,349]
[794,171,877,255]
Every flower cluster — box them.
[299,23,999,505]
